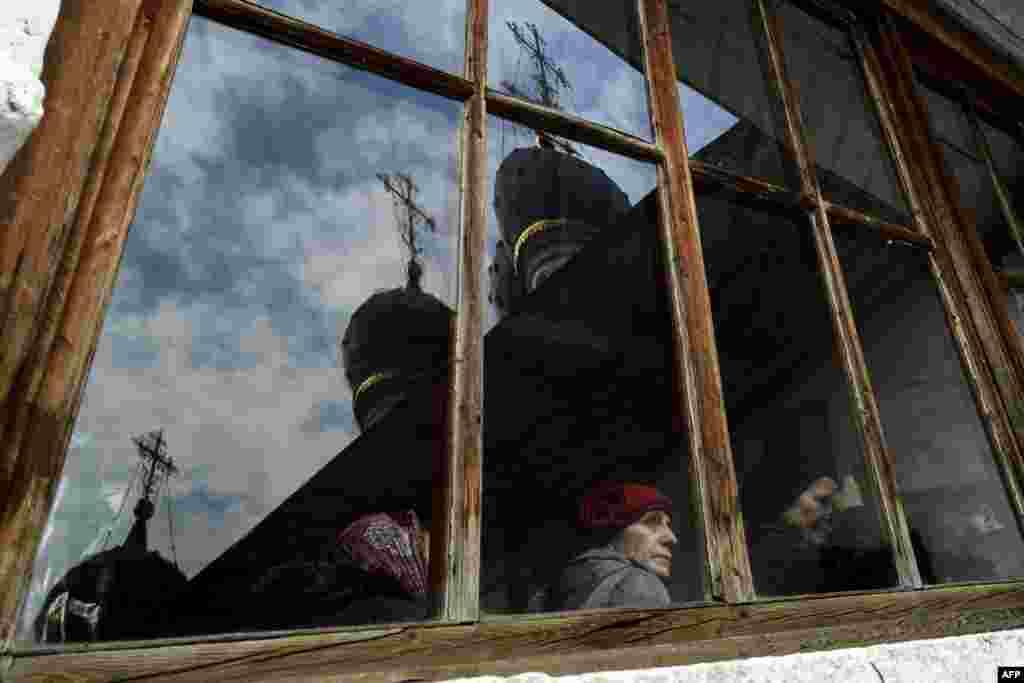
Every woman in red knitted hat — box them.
[544,478,843,609]
[546,482,679,610]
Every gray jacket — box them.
[547,547,671,610]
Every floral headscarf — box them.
[337,510,428,598]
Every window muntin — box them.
[20,15,461,642]
[832,230,1024,583]
[248,0,466,76]
[776,1,912,225]
[488,0,652,142]
[670,0,799,189]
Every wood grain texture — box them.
[756,0,923,589]
[824,201,933,249]
[486,90,661,164]
[435,0,488,624]
[858,16,1024,537]
[193,0,475,103]
[639,0,754,603]
[0,0,143,407]
[874,16,1024,525]
[0,0,192,648]
[0,0,148,645]
[684,163,933,251]
[885,10,1024,384]
[689,160,802,213]
[873,0,1024,103]
[0,0,152,510]
[0,5,153,646]
[849,27,928,236]
[8,582,1024,681]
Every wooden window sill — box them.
[7,581,1024,682]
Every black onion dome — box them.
[492,147,631,304]
[487,238,526,318]
[494,147,630,259]
[36,545,186,643]
[341,287,454,431]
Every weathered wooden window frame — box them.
[3,0,1024,680]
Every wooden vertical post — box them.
[638,0,755,603]
[873,16,1024,527]
[0,0,147,642]
[435,0,487,622]
[0,0,193,645]
[755,0,922,588]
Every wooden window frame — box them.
[2,0,1024,681]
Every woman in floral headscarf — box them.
[248,510,431,630]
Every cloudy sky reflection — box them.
[22,0,742,637]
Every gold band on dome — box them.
[512,218,569,274]
[353,372,395,405]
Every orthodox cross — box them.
[124,429,177,550]
[502,21,577,155]
[132,429,177,507]
[376,172,436,290]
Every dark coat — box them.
[547,547,671,610]
[246,558,428,631]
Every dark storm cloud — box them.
[114,36,461,370]
[215,71,341,189]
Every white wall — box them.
[0,0,61,174]
[446,628,1024,683]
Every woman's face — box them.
[621,510,678,577]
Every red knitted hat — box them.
[579,482,674,530]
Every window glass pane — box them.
[701,194,896,596]
[917,79,1024,335]
[489,1,651,142]
[252,0,465,75]
[833,231,1024,583]
[917,79,976,160]
[919,85,1005,258]
[480,116,703,613]
[776,1,912,225]
[20,17,461,643]
[671,0,800,188]
[982,121,1024,194]
[981,120,1024,334]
